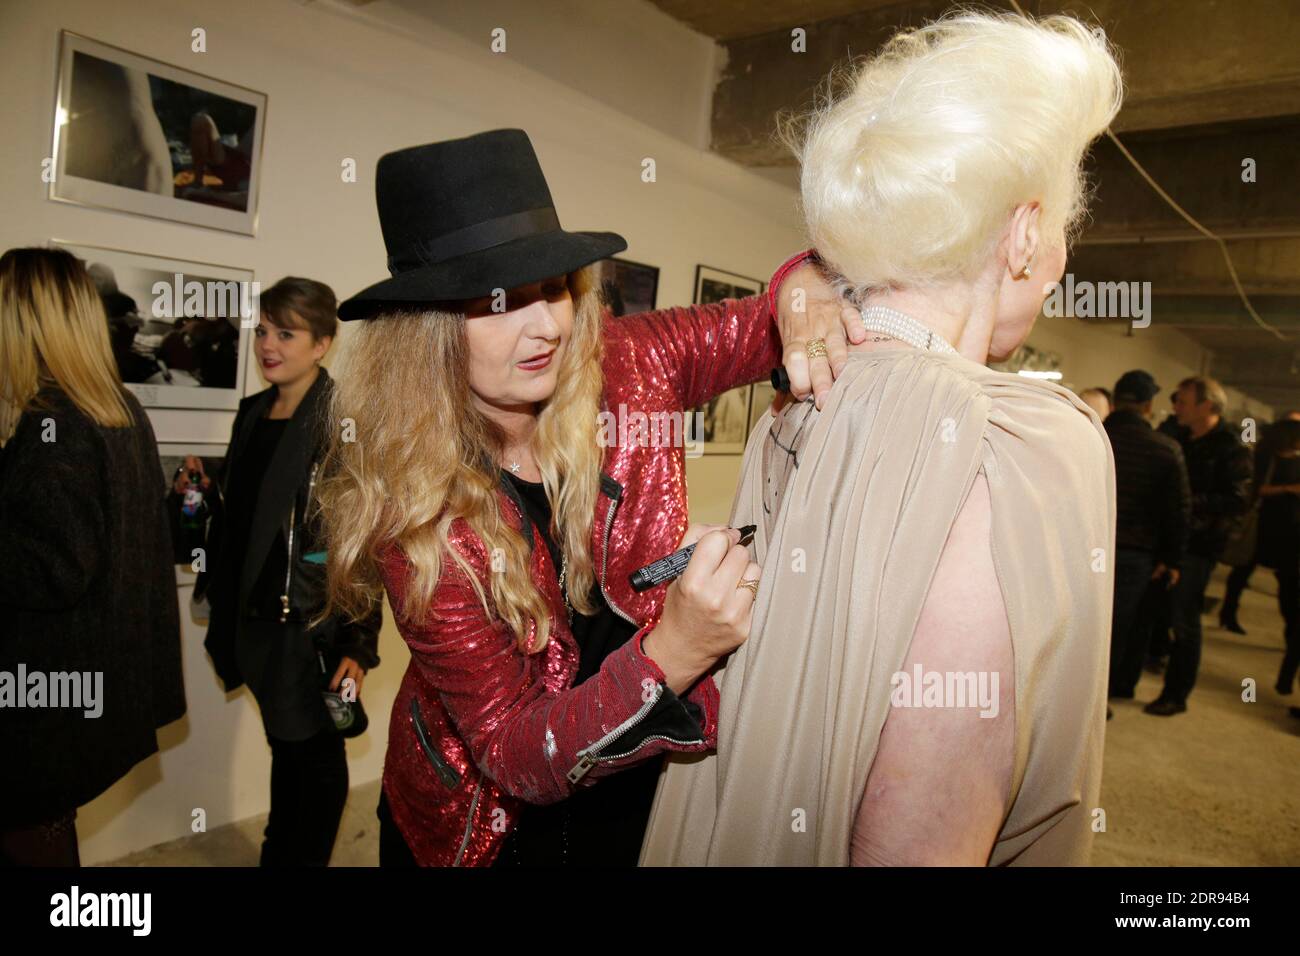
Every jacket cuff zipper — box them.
[566,681,705,784]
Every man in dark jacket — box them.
[1145,376,1253,716]
[1135,391,1192,670]
[1106,371,1191,705]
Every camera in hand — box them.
[318,649,368,738]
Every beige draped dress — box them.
[640,348,1116,865]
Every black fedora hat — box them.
[338,129,626,321]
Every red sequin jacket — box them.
[380,291,783,866]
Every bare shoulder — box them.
[851,471,1015,865]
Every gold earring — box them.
[1018,264,1033,279]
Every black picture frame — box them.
[691,265,767,454]
[592,257,660,317]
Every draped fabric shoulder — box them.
[640,349,1115,866]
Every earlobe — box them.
[1012,201,1041,280]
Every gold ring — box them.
[806,338,828,359]
[736,578,759,596]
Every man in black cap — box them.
[1106,370,1191,707]
[1144,376,1253,716]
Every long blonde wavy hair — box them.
[1,247,132,444]
[318,267,605,653]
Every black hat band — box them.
[386,207,561,277]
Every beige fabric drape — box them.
[641,349,1115,865]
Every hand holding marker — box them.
[638,524,762,697]
[631,525,757,591]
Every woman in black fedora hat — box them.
[318,128,859,866]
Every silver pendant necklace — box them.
[858,305,958,354]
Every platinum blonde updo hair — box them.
[785,10,1123,295]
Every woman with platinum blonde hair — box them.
[643,11,1123,866]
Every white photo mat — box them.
[49,31,267,235]
[55,240,253,413]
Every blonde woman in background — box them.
[0,247,184,866]
[643,11,1124,866]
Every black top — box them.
[1259,455,1300,569]
[493,470,664,866]
[1104,409,1190,567]
[0,387,185,822]
[502,472,640,683]
[223,417,289,619]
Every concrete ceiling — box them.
[646,0,908,41]
[648,0,1300,412]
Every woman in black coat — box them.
[0,247,184,866]
[178,277,381,866]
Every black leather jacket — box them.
[1180,419,1254,559]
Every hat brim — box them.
[337,229,627,321]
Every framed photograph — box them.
[691,265,767,454]
[695,386,752,454]
[591,257,659,316]
[159,442,226,571]
[54,241,254,412]
[693,264,765,305]
[49,31,267,235]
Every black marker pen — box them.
[629,525,757,592]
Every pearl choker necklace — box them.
[858,305,957,355]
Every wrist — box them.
[767,248,817,318]
[641,625,706,697]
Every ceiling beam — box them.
[1062,294,1300,335]
[704,0,1300,167]
[1068,238,1300,297]
[1080,122,1300,243]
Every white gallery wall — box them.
[0,0,807,863]
[0,0,1263,862]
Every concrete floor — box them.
[104,777,382,867]
[1093,567,1300,866]
[103,568,1300,867]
